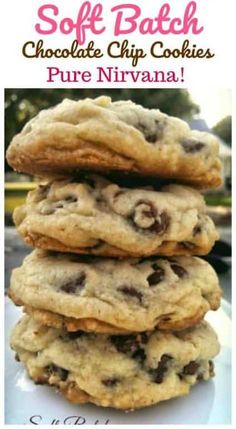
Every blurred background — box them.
[5,88,231,301]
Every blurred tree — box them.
[212,116,231,146]
[5,88,199,172]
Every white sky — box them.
[188,88,231,128]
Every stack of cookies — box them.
[7,96,222,411]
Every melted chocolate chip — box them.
[179,241,195,250]
[135,124,156,143]
[55,202,64,209]
[132,200,169,235]
[182,140,206,153]
[132,200,156,225]
[142,205,157,218]
[60,273,86,294]
[135,119,166,143]
[132,348,146,364]
[193,225,202,236]
[209,360,214,376]
[102,378,120,387]
[182,361,199,375]
[149,354,173,383]
[15,353,20,362]
[58,368,69,381]
[46,364,69,381]
[147,266,165,286]
[110,335,138,354]
[170,263,187,278]
[150,212,170,234]
[118,286,143,304]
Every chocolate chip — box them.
[15,353,20,362]
[141,205,156,218]
[147,266,165,286]
[102,378,120,387]
[209,360,214,377]
[149,354,173,383]
[55,202,64,209]
[60,273,86,294]
[132,200,169,235]
[170,263,187,278]
[182,140,206,153]
[193,225,202,236]
[135,119,166,143]
[132,348,146,364]
[46,364,69,381]
[58,368,69,381]
[150,212,170,234]
[179,241,195,250]
[118,286,143,304]
[132,200,156,228]
[110,335,138,354]
[197,373,204,381]
[65,195,77,203]
[182,361,199,375]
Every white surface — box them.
[5,298,231,425]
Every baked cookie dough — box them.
[13,175,219,257]
[11,316,220,410]
[6,96,222,188]
[9,250,221,333]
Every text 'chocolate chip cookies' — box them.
[7,95,222,412]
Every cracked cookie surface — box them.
[9,250,221,333]
[6,96,222,188]
[13,175,219,257]
[10,316,220,410]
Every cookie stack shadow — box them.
[7,96,223,411]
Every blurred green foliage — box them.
[213,116,231,146]
[5,88,199,172]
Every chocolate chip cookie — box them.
[9,250,221,333]
[11,316,220,410]
[13,175,219,257]
[6,96,222,188]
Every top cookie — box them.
[6,96,222,188]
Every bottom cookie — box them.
[11,316,220,410]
